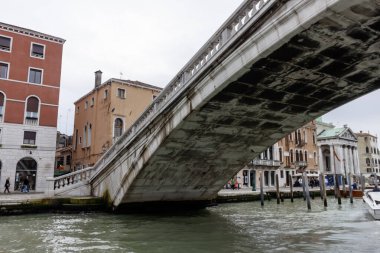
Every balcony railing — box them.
[294,161,308,168]
[251,159,281,167]
[24,118,38,126]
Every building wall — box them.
[233,121,318,189]
[0,23,64,192]
[356,132,380,175]
[72,79,161,168]
[0,123,56,192]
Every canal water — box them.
[0,197,379,253]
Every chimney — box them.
[95,70,102,87]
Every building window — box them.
[0,62,9,79]
[280,170,284,179]
[28,68,42,84]
[0,36,11,52]
[31,43,45,58]
[91,97,94,107]
[23,131,36,145]
[290,150,294,163]
[66,155,71,166]
[366,147,369,153]
[279,148,283,162]
[305,151,308,162]
[0,92,5,118]
[85,101,88,110]
[104,90,108,99]
[88,124,92,146]
[114,118,123,138]
[117,88,125,99]
[314,152,317,165]
[153,95,157,100]
[76,106,79,113]
[25,96,39,120]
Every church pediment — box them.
[339,128,357,141]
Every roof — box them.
[317,127,357,141]
[355,132,377,138]
[0,22,65,44]
[74,78,163,104]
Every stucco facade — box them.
[72,74,162,168]
[236,120,318,189]
[0,22,64,192]
[356,131,380,176]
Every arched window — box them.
[304,151,308,162]
[279,148,283,162]
[295,150,299,162]
[25,96,39,123]
[114,118,123,138]
[14,157,37,191]
[366,147,369,153]
[0,92,5,120]
[290,150,294,163]
[88,124,92,146]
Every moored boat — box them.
[363,189,380,220]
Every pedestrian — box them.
[22,176,30,193]
[4,177,10,193]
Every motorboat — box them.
[363,189,380,220]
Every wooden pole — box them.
[289,174,294,203]
[319,173,323,200]
[303,171,311,210]
[361,175,365,195]
[302,175,306,201]
[276,173,280,204]
[348,172,353,204]
[335,174,342,205]
[342,175,347,198]
[260,170,264,206]
[321,172,327,207]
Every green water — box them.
[0,197,378,253]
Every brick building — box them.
[72,71,162,169]
[0,22,64,192]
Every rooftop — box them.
[0,21,65,44]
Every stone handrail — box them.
[90,0,277,180]
[48,167,95,192]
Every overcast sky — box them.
[2,0,379,138]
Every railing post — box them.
[46,177,55,197]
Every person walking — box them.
[4,177,10,193]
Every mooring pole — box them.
[321,172,327,207]
[348,172,353,204]
[361,174,365,195]
[319,173,323,200]
[289,174,294,203]
[276,173,280,204]
[335,173,342,205]
[260,170,264,206]
[303,171,311,210]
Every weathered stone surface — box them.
[91,0,380,207]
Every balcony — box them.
[296,140,306,147]
[25,111,39,125]
[251,159,281,167]
[294,161,308,168]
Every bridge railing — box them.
[90,0,277,180]
[47,167,95,194]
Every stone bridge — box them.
[52,0,380,208]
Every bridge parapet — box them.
[47,167,95,196]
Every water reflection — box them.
[0,198,379,253]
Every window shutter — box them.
[27,97,39,112]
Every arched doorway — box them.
[14,157,37,191]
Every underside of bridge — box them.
[92,0,380,208]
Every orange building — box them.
[72,71,162,169]
[0,22,64,192]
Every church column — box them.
[353,147,359,175]
[344,145,349,176]
[330,145,335,174]
[318,145,324,173]
[338,145,344,175]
